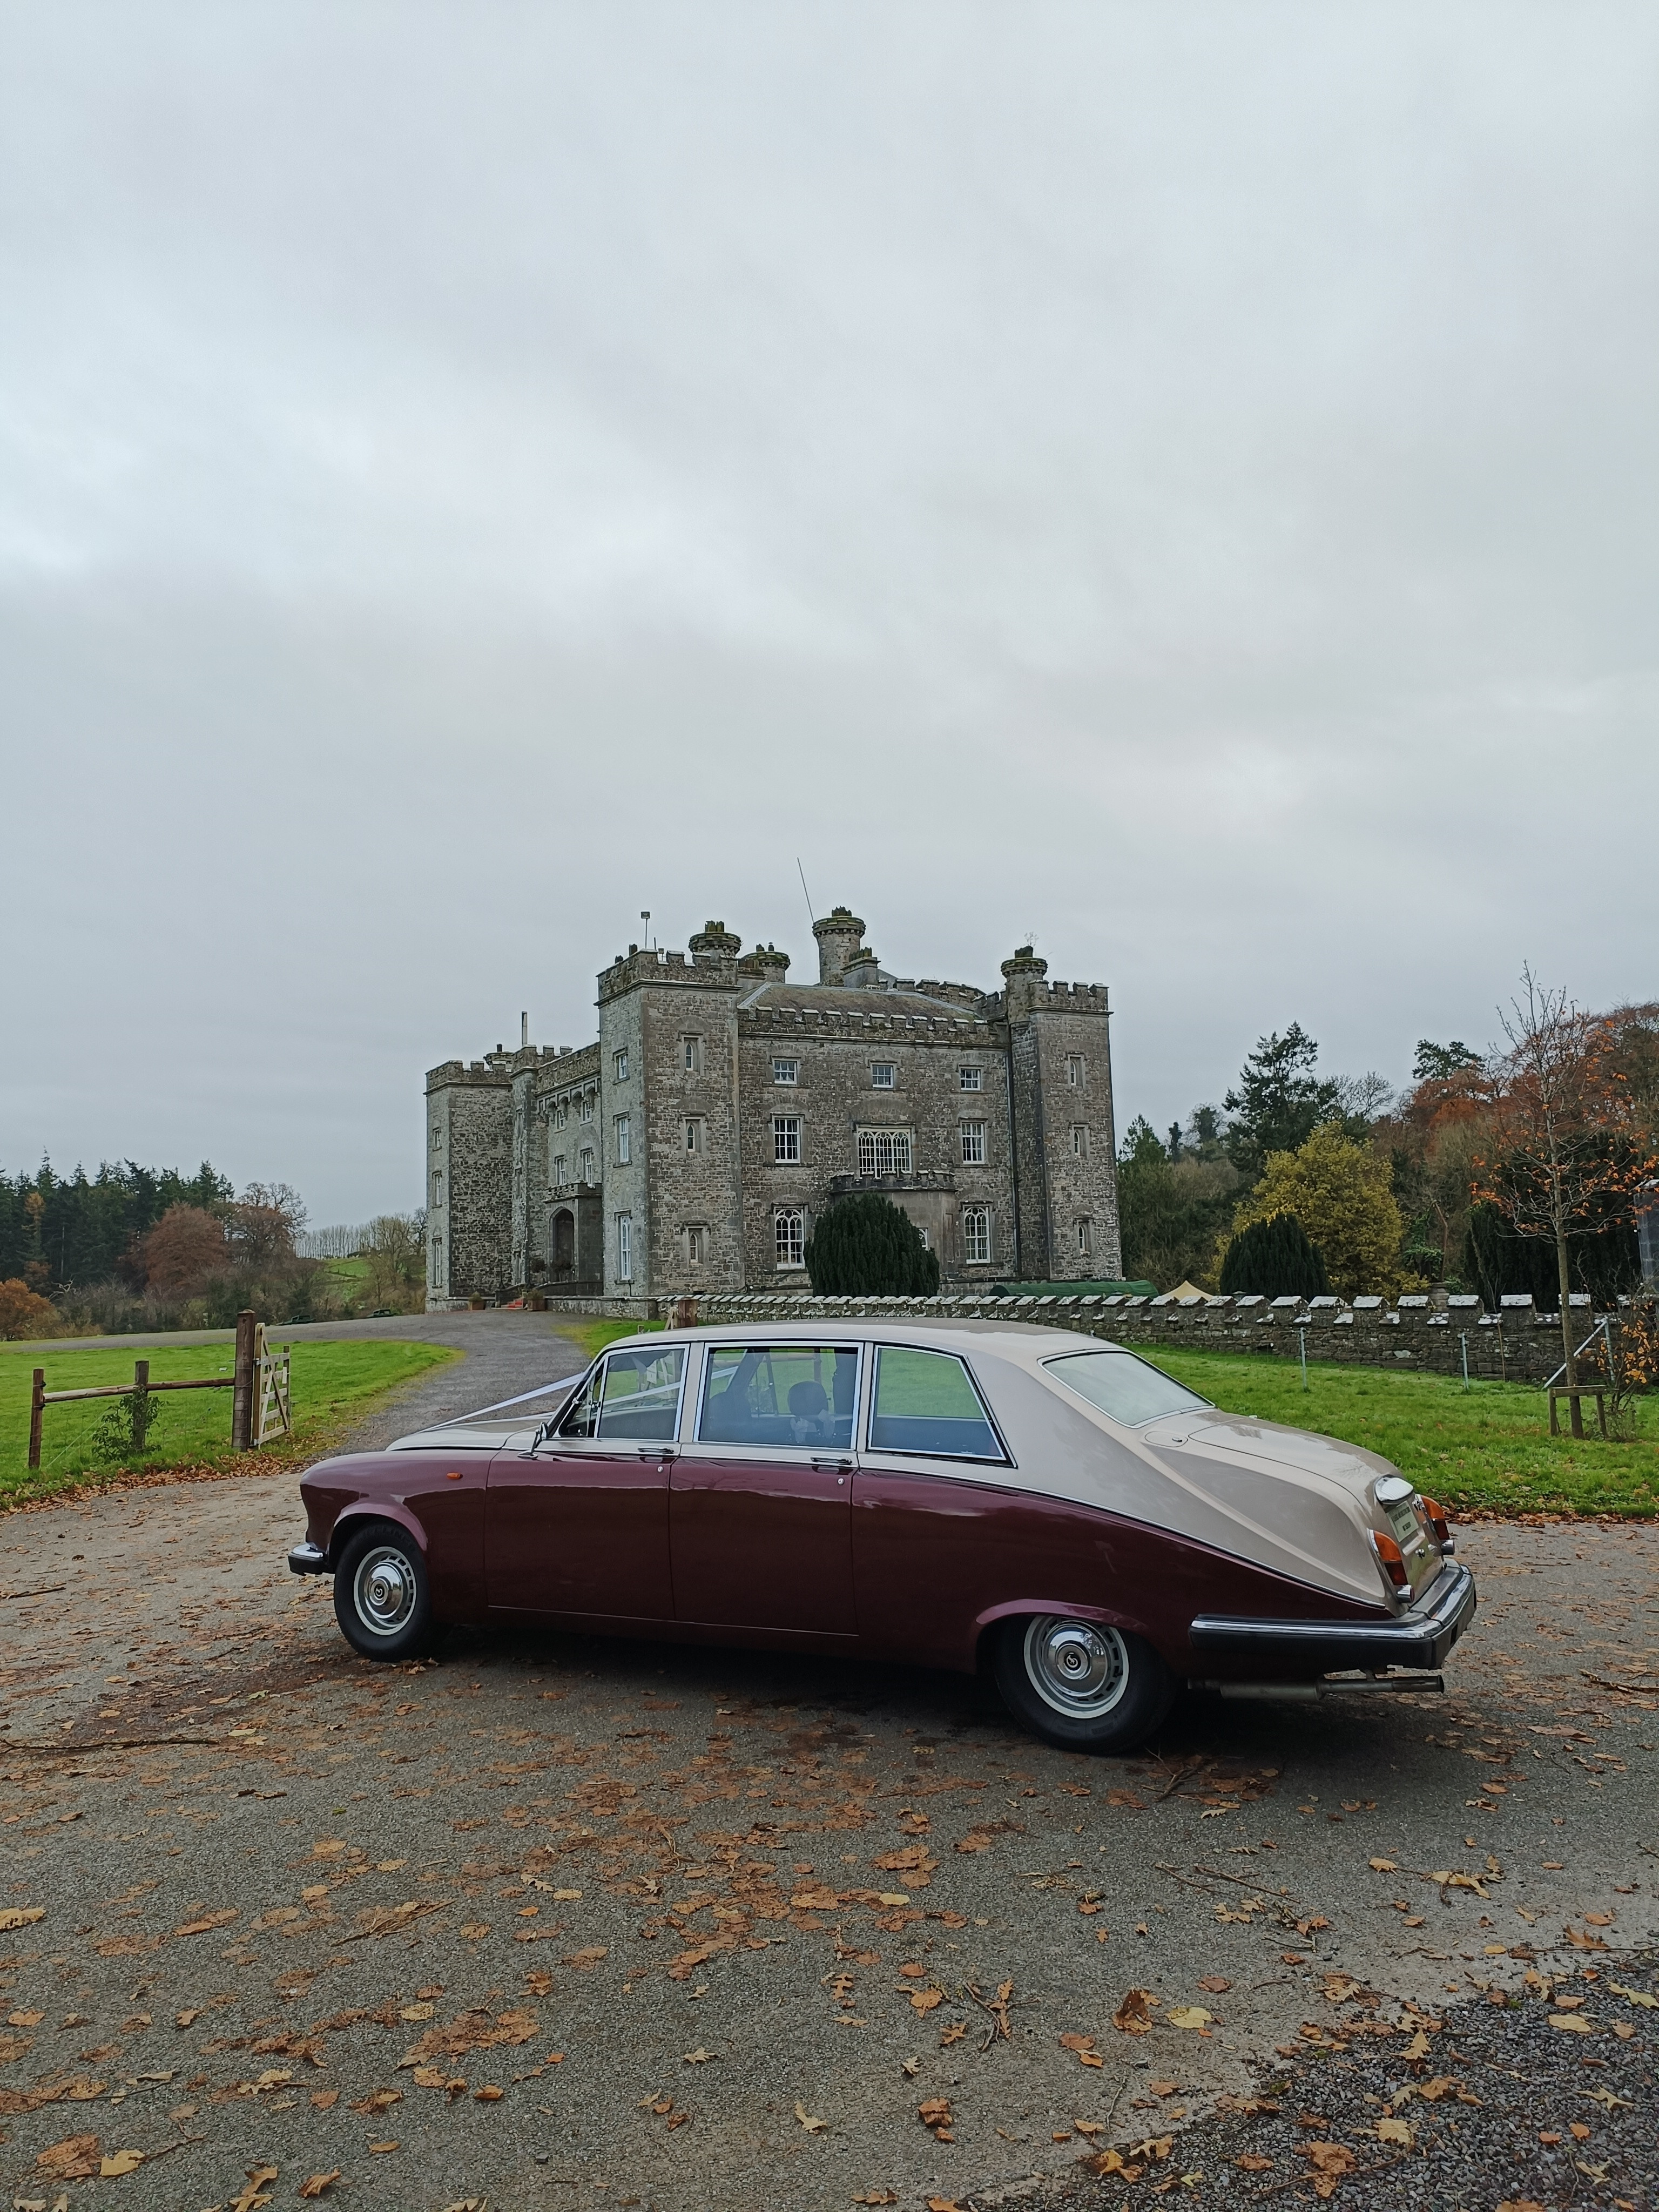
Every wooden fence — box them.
[28,1309,291,1471]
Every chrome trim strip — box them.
[287,1542,328,1576]
[1189,1563,1475,1672]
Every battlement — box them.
[597,941,741,1002]
[739,1003,990,1038]
[426,1056,512,1091]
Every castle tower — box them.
[812,907,867,986]
[1001,948,1121,1281]
[596,930,746,1298]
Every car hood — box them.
[388,1417,543,1454]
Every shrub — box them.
[805,1193,940,1297]
[0,1277,60,1339]
[1218,1213,1330,1300]
[1224,1121,1413,1298]
[90,1386,163,1465]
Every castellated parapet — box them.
[424,909,1120,1310]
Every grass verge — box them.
[0,1339,456,1509]
[552,1318,665,1364]
[1149,1345,1657,1516]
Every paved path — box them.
[0,1347,1654,2209]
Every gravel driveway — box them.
[0,1319,1654,2211]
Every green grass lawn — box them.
[1,1339,456,1507]
[555,1318,664,1364]
[1148,1346,1657,1517]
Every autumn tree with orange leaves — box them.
[1475,971,1659,1433]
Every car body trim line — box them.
[1188,1563,1475,1670]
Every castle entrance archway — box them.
[550,1208,576,1281]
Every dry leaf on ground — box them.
[1166,2006,1212,2031]
[1377,2117,1414,2147]
[98,2151,143,2177]
[297,2177,341,2201]
[795,2101,827,2132]
[36,2139,101,2181]
[1112,1988,1156,2035]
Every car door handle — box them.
[810,1456,855,1472]
[636,1446,677,1463]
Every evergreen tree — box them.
[1223,1025,1347,1182]
[1218,1212,1330,1299]
[805,1192,940,1297]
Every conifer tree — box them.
[804,1192,940,1297]
[1218,1212,1330,1299]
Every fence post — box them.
[28,1369,45,1471]
[133,1358,150,1455]
[231,1310,257,1451]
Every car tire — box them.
[333,1523,439,1662]
[992,1614,1175,1753]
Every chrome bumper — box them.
[1189,1561,1476,1675]
[287,1542,329,1576]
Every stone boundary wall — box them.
[677,1289,1629,1385]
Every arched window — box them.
[775,1208,805,1268]
[962,1205,991,1265]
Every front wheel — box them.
[333,1523,439,1662]
[992,1614,1175,1752]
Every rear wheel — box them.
[333,1523,438,1662]
[992,1614,1175,1752]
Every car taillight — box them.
[1419,1493,1452,1547]
[1369,1529,1409,1590]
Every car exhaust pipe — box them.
[1198,1671,1445,1701]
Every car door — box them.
[852,1340,1026,1665]
[670,1341,860,1636]
[485,1343,684,1622]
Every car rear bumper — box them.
[288,1542,329,1576]
[1188,1560,1475,1675]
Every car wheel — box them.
[992,1614,1175,1752]
[333,1523,437,1662]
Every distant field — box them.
[1148,1345,1657,1517]
[0,1339,455,1505]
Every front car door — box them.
[670,1340,861,1636]
[485,1343,685,1622]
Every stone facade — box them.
[425,908,1122,1309]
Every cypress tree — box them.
[804,1192,941,1297]
[1218,1212,1330,1299]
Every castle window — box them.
[684,1118,705,1154]
[616,1213,633,1281]
[431,1170,443,1205]
[683,1035,704,1075]
[773,1116,800,1164]
[775,1207,805,1268]
[684,1224,707,1266]
[772,1057,799,1086]
[579,1147,595,1184]
[613,1048,630,1082]
[962,1205,991,1264]
[871,1062,895,1089]
[857,1128,912,1176]
[959,1065,982,1092]
[1064,1054,1085,1088]
[430,1232,445,1284]
[555,1100,568,1129]
[1070,1124,1089,1158]
[960,1121,986,1165]
[578,1093,594,1122]
[1076,1217,1092,1255]
[616,1115,631,1165]
[552,1154,567,1186]
[431,1123,442,1150]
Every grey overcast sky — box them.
[4,4,1658,1223]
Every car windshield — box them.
[559,1346,686,1440]
[1043,1350,1210,1427]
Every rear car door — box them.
[670,1341,861,1635]
[485,1344,684,1622]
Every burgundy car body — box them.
[291,1321,1474,1683]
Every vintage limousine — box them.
[288,1320,1474,1750]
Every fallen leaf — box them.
[36,2139,100,2181]
[876,1892,911,1907]
[400,2002,435,2021]
[562,1946,608,1970]
[1608,1980,1658,2009]
[684,2047,713,2063]
[1368,1858,1399,1872]
[1112,1988,1156,2035]
[7,2009,44,2027]
[349,2088,402,2114]
[1166,2006,1212,2031]
[909,1988,944,2014]
[99,2151,143,2177]
[458,1923,490,1940]
[1548,2012,1593,2034]
[1402,2029,1432,2061]
[1197,1975,1231,1993]
[1236,2153,1274,2170]
[368,2140,399,2154]
[1377,2117,1414,2147]
[474,2084,503,2102]
[795,2100,827,2133]
[231,2170,279,2212]
[309,2089,340,2109]
[298,2177,341,2201]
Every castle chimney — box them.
[813,906,867,987]
[521,1012,528,1049]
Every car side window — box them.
[869,1346,1005,1461]
[699,1345,859,1449]
[558,1346,685,1441]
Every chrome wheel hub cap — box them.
[354,1545,415,1635]
[1024,1616,1129,1718]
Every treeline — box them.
[0,1158,425,1338]
[1119,1001,1658,1303]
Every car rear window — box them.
[560,1346,686,1440]
[699,1345,859,1449]
[1043,1349,1209,1427]
[868,1346,1004,1461]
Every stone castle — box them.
[424,908,1122,1311]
